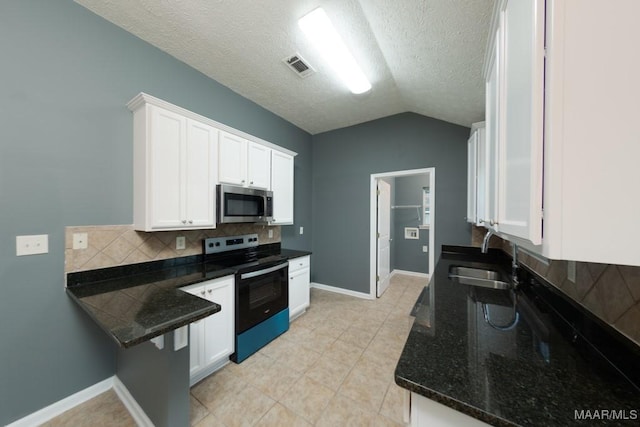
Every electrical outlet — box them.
[16,234,49,256]
[422,245,429,253]
[73,233,88,250]
[299,226,304,235]
[268,229,273,239]
[567,261,576,283]
[176,236,186,250]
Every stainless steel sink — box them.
[448,266,512,290]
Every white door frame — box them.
[369,168,435,299]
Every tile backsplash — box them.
[471,226,640,347]
[65,224,281,273]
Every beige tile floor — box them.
[45,274,426,426]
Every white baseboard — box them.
[391,269,430,279]
[6,377,113,427]
[310,282,374,300]
[113,376,154,427]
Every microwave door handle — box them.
[240,263,288,280]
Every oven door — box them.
[236,262,288,333]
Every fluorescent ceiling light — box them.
[298,8,372,94]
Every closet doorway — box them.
[369,168,435,298]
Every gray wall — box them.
[393,175,430,274]
[311,113,470,293]
[0,1,311,424]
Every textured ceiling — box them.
[75,0,493,134]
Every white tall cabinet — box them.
[478,0,640,266]
[181,275,234,386]
[129,97,218,231]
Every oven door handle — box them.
[240,262,288,280]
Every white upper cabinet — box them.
[219,132,271,190]
[270,150,294,225]
[130,100,217,231]
[481,0,640,266]
[218,131,247,186]
[247,142,271,190]
[495,0,544,244]
[129,93,297,232]
[466,127,478,224]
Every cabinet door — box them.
[149,105,186,229]
[185,120,218,228]
[247,142,271,189]
[203,276,234,367]
[182,284,206,376]
[475,127,487,227]
[289,267,310,320]
[270,150,294,225]
[496,0,544,243]
[218,131,247,186]
[484,26,500,231]
[466,132,477,224]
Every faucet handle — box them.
[489,220,499,226]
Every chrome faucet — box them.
[481,229,494,253]
[511,243,519,288]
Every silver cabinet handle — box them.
[188,220,193,224]
[207,289,212,294]
[250,181,254,185]
[182,220,187,224]
[478,218,485,224]
[200,291,205,296]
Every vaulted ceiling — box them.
[75,0,493,134]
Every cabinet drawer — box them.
[288,255,310,272]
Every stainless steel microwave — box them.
[217,184,273,224]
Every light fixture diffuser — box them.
[298,8,371,94]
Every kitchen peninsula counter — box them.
[395,246,640,426]
[66,245,311,348]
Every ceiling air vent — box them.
[283,53,315,78]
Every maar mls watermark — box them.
[574,409,638,421]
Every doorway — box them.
[370,168,435,298]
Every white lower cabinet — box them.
[410,393,490,427]
[181,275,234,385]
[288,256,310,320]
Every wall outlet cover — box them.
[73,232,88,250]
[299,226,304,235]
[422,245,429,253]
[567,260,576,283]
[268,229,274,239]
[176,236,186,250]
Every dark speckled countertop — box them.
[67,245,311,348]
[395,246,640,426]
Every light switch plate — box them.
[268,229,274,239]
[299,226,304,235]
[422,245,429,253]
[16,234,49,256]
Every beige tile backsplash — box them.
[65,224,281,273]
[471,226,640,347]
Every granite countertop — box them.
[67,246,311,348]
[395,246,640,426]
